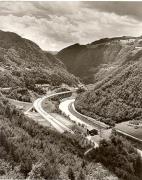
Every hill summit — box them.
[57,36,142,83]
[74,35,142,127]
[0,30,79,88]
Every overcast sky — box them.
[0,1,142,51]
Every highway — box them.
[27,89,142,157]
[59,98,109,130]
[59,98,89,127]
[59,98,142,157]
[33,91,74,134]
[59,98,99,148]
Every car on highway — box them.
[87,126,98,136]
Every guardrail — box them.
[115,129,142,143]
[33,90,75,134]
[72,102,109,129]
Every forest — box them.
[75,61,142,126]
[0,30,79,94]
[86,134,142,180]
[0,95,116,179]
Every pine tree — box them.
[77,170,85,180]
[68,167,75,180]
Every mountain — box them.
[0,31,120,179]
[0,30,79,89]
[75,59,142,126]
[68,36,142,126]
[57,36,142,83]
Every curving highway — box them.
[59,97,142,156]
[30,89,142,156]
[59,98,109,130]
[33,91,74,134]
[59,98,99,148]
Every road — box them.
[59,98,142,157]
[33,91,74,134]
[59,98,89,127]
[59,98,99,148]
[25,90,142,157]
[59,98,109,130]
[33,90,99,155]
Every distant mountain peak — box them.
[57,35,142,84]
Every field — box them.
[115,121,142,140]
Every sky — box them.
[0,1,142,51]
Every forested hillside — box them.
[57,36,142,83]
[75,61,142,126]
[0,94,118,179]
[0,30,119,179]
[87,134,142,180]
[0,30,79,90]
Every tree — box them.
[20,158,32,176]
[87,135,142,180]
[40,161,59,180]
[135,155,142,178]
[77,170,85,180]
[68,168,75,180]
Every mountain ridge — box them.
[57,35,142,83]
[0,30,79,89]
